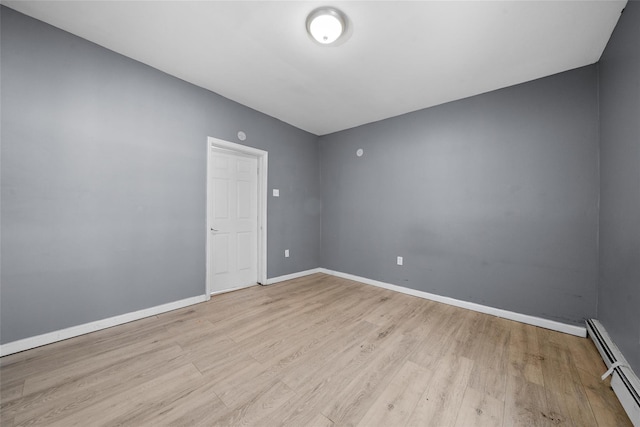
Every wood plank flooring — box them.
[0,273,632,426]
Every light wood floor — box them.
[0,273,632,426]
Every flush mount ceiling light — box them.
[306,7,348,45]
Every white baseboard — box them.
[0,266,588,357]
[319,268,587,337]
[0,267,324,357]
[265,268,324,285]
[0,294,208,357]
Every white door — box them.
[208,148,258,294]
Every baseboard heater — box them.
[586,319,640,426]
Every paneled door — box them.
[208,147,258,294]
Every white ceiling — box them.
[2,1,627,135]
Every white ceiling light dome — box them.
[306,7,348,45]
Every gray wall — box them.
[0,7,320,344]
[598,0,640,372]
[320,66,599,326]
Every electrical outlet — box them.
[285,249,290,258]
[397,256,403,266]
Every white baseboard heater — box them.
[586,319,640,426]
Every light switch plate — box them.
[397,256,403,266]
[273,189,279,197]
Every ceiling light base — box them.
[306,7,349,46]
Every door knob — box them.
[211,228,219,232]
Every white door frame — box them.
[206,136,268,299]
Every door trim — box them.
[206,137,268,299]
